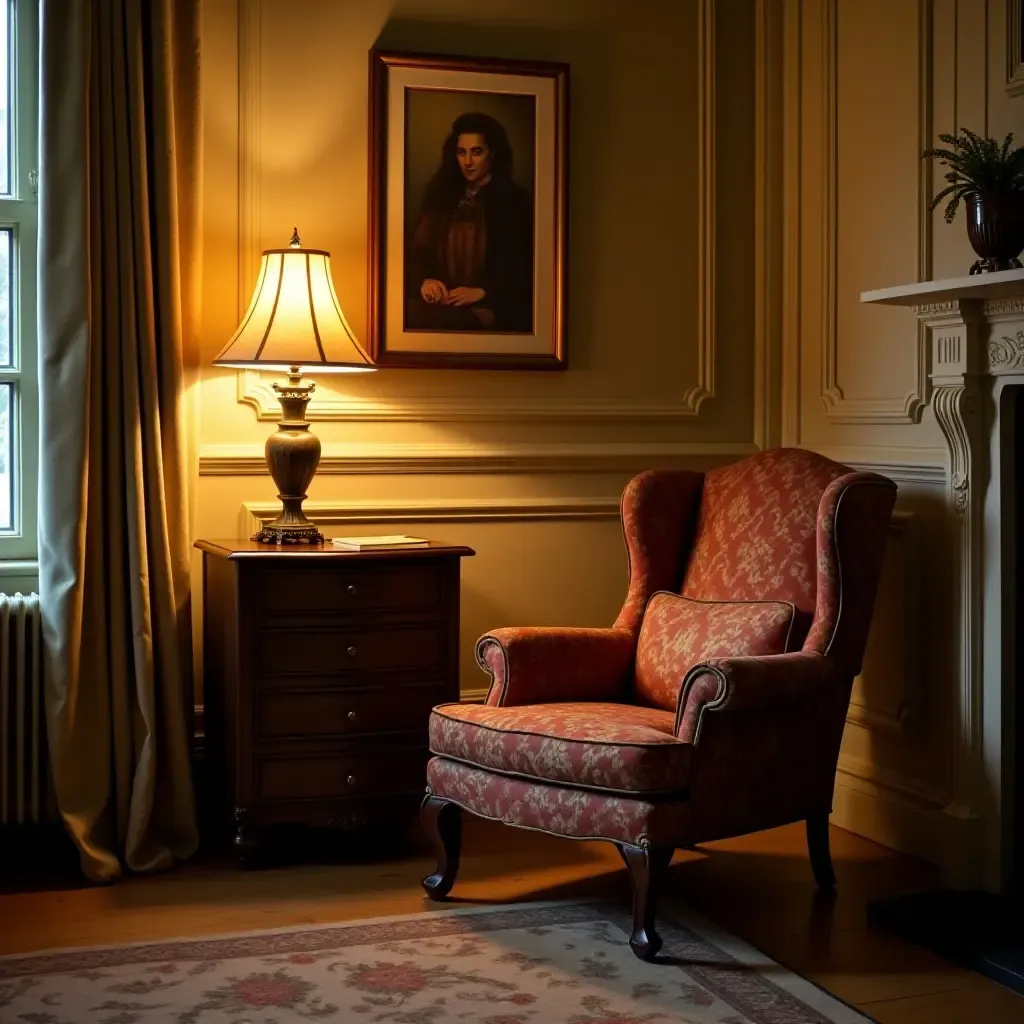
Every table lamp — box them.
[214,228,375,544]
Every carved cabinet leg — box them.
[421,796,462,900]
[806,814,836,890]
[620,843,674,961]
[234,807,264,870]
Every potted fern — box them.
[923,128,1024,274]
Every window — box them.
[0,0,37,564]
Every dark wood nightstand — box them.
[195,539,474,867]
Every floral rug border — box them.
[0,900,874,1024]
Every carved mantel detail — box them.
[982,298,1024,318]
[988,330,1024,373]
[931,385,978,521]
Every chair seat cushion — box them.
[427,756,691,847]
[428,701,691,795]
[634,593,807,710]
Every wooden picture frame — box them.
[368,49,569,370]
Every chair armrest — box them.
[476,627,636,706]
[675,651,841,741]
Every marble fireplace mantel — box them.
[862,267,1024,891]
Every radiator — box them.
[0,592,50,826]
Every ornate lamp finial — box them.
[289,226,301,248]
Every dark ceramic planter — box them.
[965,191,1024,274]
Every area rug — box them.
[0,900,873,1023]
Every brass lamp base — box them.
[254,524,325,545]
[255,366,324,545]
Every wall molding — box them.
[686,0,716,416]
[200,440,759,476]
[831,770,977,885]
[241,496,623,537]
[230,0,718,425]
[233,387,722,425]
[818,0,932,425]
[1008,0,1024,97]
[236,0,262,320]
[753,0,784,449]
[780,0,802,447]
[797,445,946,485]
[836,751,948,809]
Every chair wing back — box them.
[612,469,705,634]
[803,471,898,676]
[673,447,896,677]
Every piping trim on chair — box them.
[431,705,689,751]
[427,751,691,799]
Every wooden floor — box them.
[2,819,1022,1023]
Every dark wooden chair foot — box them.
[620,843,674,961]
[806,813,836,890]
[420,796,462,900]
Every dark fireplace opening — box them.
[1013,385,1024,896]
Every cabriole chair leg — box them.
[421,796,463,900]
[619,843,674,961]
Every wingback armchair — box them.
[421,448,897,960]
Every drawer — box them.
[257,686,443,741]
[257,747,430,802]
[257,625,443,677]
[257,565,441,618]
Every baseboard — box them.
[831,775,982,887]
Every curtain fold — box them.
[38,0,201,882]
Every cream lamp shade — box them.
[217,229,375,546]
[213,229,374,372]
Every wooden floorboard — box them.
[2,820,1020,1023]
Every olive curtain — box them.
[37,0,201,882]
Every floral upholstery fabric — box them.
[634,593,804,711]
[477,627,634,707]
[429,702,690,794]
[443,449,897,851]
[426,756,690,847]
[681,449,848,615]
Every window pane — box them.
[0,383,11,530]
[0,0,8,195]
[0,229,9,367]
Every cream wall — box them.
[784,0,1023,885]
[195,0,1019,883]
[194,0,993,881]
[194,0,766,699]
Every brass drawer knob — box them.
[347,645,357,657]
[347,774,357,787]
[346,583,358,596]
[347,711,357,722]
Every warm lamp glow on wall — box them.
[214,229,375,544]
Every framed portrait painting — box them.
[368,50,569,369]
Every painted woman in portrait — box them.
[405,112,534,333]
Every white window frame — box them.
[0,0,37,570]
